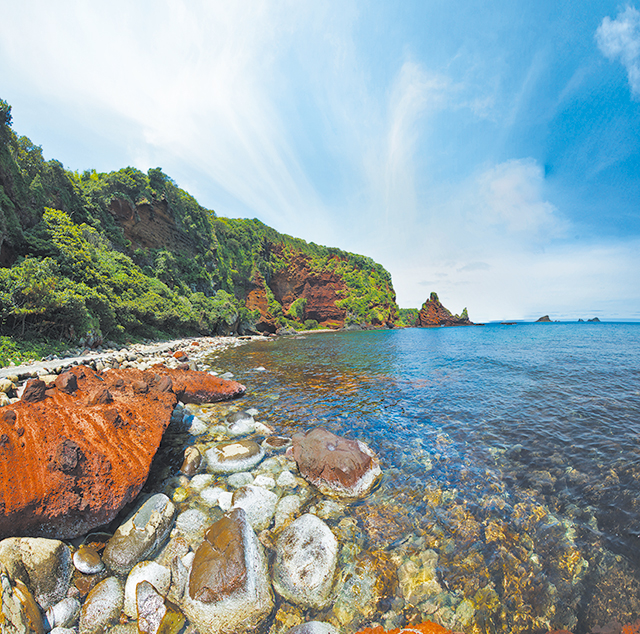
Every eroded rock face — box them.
[182,508,273,633]
[0,364,243,540]
[150,364,245,404]
[288,428,381,498]
[417,292,472,327]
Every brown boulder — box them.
[288,428,381,498]
[0,364,244,540]
[418,292,472,327]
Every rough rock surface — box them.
[0,365,242,540]
[0,537,73,610]
[417,292,473,327]
[102,494,175,576]
[288,428,381,497]
[182,508,273,633]
[149,364,245,404]
[272,513,338,609]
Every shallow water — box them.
[192,324,640,633]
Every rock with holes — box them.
[272,514,338,609]
[287,428,381,498]
[181,508,273,633]
[102,494,176,577]
[0,364,243,540]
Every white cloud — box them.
[475,159,565,238]
[596,5,640,97]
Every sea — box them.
[196,323,640,633]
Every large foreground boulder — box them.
[0,365,243,540]
[181,508,273,633]
[287,428,381,498]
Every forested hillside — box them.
[0,99,398,348]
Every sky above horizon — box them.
[1,1,639,321]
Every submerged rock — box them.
[78,577,124,634]
[272,513,338,609]
[182,508,273,633]
[205,440,265,474]
[288,428,381,497]
[123,561,171,618]
[0,571,44,634]
[136,580,185,634]
[102,494,176,576]
[231,485,278,532]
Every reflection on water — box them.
[184,325,640,633]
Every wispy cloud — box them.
[596,5,640,97]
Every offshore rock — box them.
[288,428,381,498]
[272,513,338,609]
[418,292,473,327]
[0,364,242,540]
[102,494,176,577]
[182,508,273,633]
[0,538,73,610]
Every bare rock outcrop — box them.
[418,292,473,327]
[0,365,244,540]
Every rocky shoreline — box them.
[0,332,435,634]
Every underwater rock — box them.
[123,561,171,618]
[287,428,381,497]
[0,570,44,634]
[180,446,202,476]
[136,580,185,634]
[205,440,265,474]
[102,494,176,576]
[182,508,273,633]
[286,623,340,634]
[78,577,124,634]
[354,621,458,634]
[231,485,278,532]
[272,513,338,609]
[73,545,104,575]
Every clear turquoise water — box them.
[208,324,640,632]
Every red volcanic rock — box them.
[0,364,244,540]
[288,428,381,498]
[149,364,245,404]
[173,350,189,362]
[418,292,473,327]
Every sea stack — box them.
[417,292,473,327]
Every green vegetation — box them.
[0,98,398,360]
[398,308,420,327]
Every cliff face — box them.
[0,99,399,340]
[418,292,473,327]
[109,197,194,255]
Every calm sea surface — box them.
[202,324,640,632]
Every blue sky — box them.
[1,1,639,321]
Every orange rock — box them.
[622,621,640,634]
[150,364,245,404]
[173,350,189,361]
[0,364,244,539]
[355,621,458,634]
